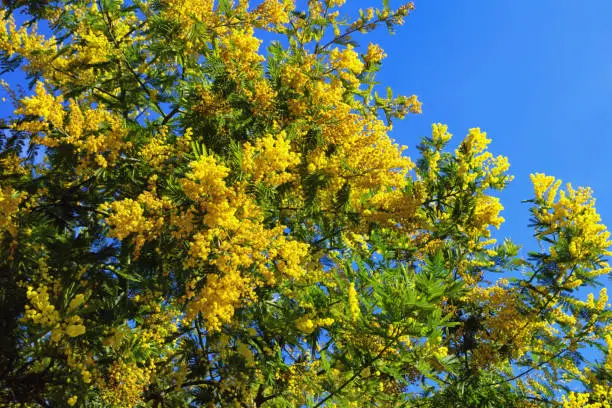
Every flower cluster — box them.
[0,186,26,237]
[530,174,612,284]
[23,286,87,342]
[242,131,300,186]
[364,43,386,65]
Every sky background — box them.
[358,0,612,280]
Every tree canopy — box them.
[1,0,611,407]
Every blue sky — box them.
[360,1,612,272]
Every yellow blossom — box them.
[348,282,360,322]
[65,324,86,337]
[431,123,452,144]
[363,43,386,65]
[295,316,316,334]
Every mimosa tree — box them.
[1,0,610,406]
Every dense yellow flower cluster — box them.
[253,0,294,28]
[15,81,65,132]
[330,45,364,85]
[286,73,417,222]
[295,315,316,334]
[139,128,172,170]
[472,195,505,236]
[64,316,87,338]
[295,314,335,334]
[461,127,489,155]
[23,286,87,342]
[98,359,155,407]
[282,59,312,92]
[416,125,511,259]
[363,43,386,65]
[183,216,309,328]
[23,285,61,327]
[0,18,57,73]
[1,6,138,87]
[246,78,277,115]
[0,153,25,177]
[242,132,300,186]
[0,186,26,237]
[164,0,215,24]
[101,199,149,241]
[422,336,448,360]
[219,27,265,80]
[586,288,609,312]
[185,270,253,332]
[472,282,546,362]
[563,385,612,408]
[453,127,512,190]
[274,238,309,278]
[431,123,452,144]
[348,282,360,322]
[531,174,612,275]
[167,149,310,330]
[75,28,112,65]
[550,306,577,326]
[181,155,231,205]
[15,82,128,169]
[100,195,165,256]
[605,333,612,371]
[531,173,561,203]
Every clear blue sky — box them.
[361,1,612,270]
